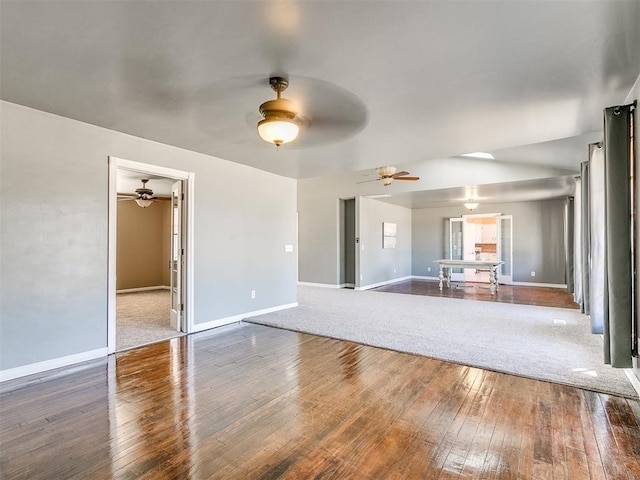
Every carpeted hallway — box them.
[116,289,184,350]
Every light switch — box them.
[285,244,293,253]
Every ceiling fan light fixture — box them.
[376,166,397,177]
[135,198,154,208]
[257,76,299,147]
[257,117,299,147]
[464,201,479,211]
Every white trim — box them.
[185,172,195,332]
[193,302,299,333]
[411,275,439,281]
[623,369,640,397]
[298,281,344,288]
[116,286,170,293]
[356,275,413,291]
[510,281,567,289]
[108,157,195,354]
[108,160,117,354]
[0,348,108,383]
[461,212,501,218]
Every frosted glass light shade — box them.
[257,118,299,147]
[135,199,154,208]
[464,202,479,211]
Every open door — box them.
[497,215,513,284]
[449,217,465,281]
[170,180,183,330]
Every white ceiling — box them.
[2,1,639,203]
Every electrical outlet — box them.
[427,267,431,272]
[251,290,256,299]
[360,274,363,281]
[393,268,396,273]
[531,271,536,277]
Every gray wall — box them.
[299,160,573,286]
[412,199,567,284]
[358,197,412,287]
[0,101,298,371]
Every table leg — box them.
[438,265,444,291]
[489,267,496,295]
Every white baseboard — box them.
[298,282,343,288]
[509,282,567,289]
[117,286,170,293]
[0,347,108,383]
[411,275,439,281]
[193,302,299,333]
[356,275,413,291]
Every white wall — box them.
[0,101,298,373]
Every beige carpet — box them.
[116,290,184,350]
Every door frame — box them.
[497,214,514,284]
[107,156,195,354]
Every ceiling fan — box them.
[118,179,168,208]
[358,166,420,186]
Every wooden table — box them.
[434,259,505,295]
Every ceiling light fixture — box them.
[133,179,156,208]
[464,200,479,211]
[461,152,495,160]
[257,76,299,148]
[135,198,154,208]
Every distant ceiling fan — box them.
[358,166,420,186]
[118,179,167,208]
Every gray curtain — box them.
[581,161,590,315]
[573,178,583,305]
[565,197,575,293]
[603,105,633,367]
[589,143,606,334]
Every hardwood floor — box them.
[374,278,581,309]
[1,322,639,479]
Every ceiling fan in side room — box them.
[117,179,169,208]
[357,166,420,186]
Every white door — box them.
[170,181,183,330]
[449,218,465,281]
[463,221,478,281]
[497,215,513,284]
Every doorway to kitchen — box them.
[448,213,513,285]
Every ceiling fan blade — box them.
[356,178,381,184]
[391,171,411,178]
[118,197,136,201]
[394,176,420,181]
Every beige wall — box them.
[116,199,171,290]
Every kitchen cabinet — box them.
[475,223,497,243]
[483,224,497,243]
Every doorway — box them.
[339,198,356,288]
[448,213,513,284]
[108,157,194,354]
